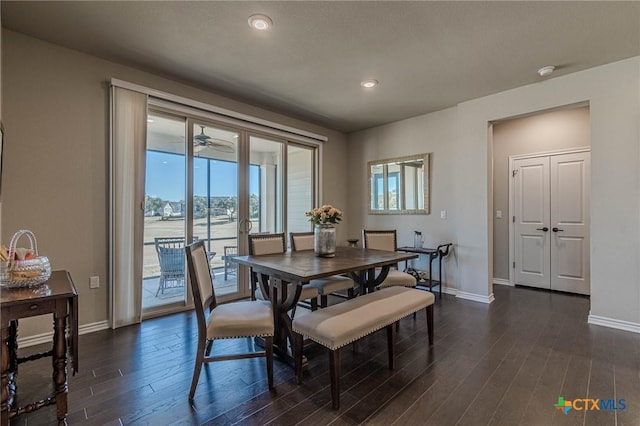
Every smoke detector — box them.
[538,66,555,77]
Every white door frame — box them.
[508,146,591,286]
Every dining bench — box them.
[291,286,434,409]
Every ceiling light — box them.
[248,14,273,31]
[360,79,379,88]
[537,66,555,77]
[147,118,154,123]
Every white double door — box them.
[513,151,590,295]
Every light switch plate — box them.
[90,276,100,289]
[440,210,447,219]
[496,210,502,219]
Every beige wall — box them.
[347,107,459,287]
[2,30,349,337]
[348,57,640,328]
[492,106,591,280]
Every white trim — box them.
[508,146,591,287]
[441,286,458,296]
[456,290,495,304]
[110,78,328,143]
[17,321,110,348]
[588,314,640,334]
[493,278,513,286]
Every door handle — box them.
[238,218,246,234]
[552,227,564,232]
[536,227,549,232]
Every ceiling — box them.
[2,1,639,133]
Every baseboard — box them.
[442,286,458,296]
[493,278,512,286]
[17,320,110,348]
[588,314,640,334]
[456,290,495,304]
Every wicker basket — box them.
[0,230,51,288]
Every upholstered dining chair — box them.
[362,229,418,289]
[290,232,356,307]
[185,241,274,400]
[248,233,320,313]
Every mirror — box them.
[368,153,430,215]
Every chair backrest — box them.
[362,229,398,252]
[248,233,286,255]
[185,241,216,330]
[155,237,188,273]
[290,232,314,251]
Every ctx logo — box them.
[554,397,626,414]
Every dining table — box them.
[232,246,418,367]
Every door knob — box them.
[552,227,564,232]
[536,227,549,232]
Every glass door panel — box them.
[287,144,315,233]
[191,121,241,299]
[247,135,284,235]
[143,112,187,312]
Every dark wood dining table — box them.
[232,246,418,366]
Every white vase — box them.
[314,223,336,257]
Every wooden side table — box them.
[1,270,78,426]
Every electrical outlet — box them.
[440,210,447,219]
[90,276,100,289]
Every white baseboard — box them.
[456,290,495,304]
[493,278,512,286]
[588,314,640,334]
[17,320,110,348]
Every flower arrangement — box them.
[306,204,344,225]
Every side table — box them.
[1,270,78,426]
[397,244,453,298]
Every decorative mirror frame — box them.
[367,153,430,215]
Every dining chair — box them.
[185,240,274,400]
[362,230,418,289]
[290,232,356,307]
[248,233,320,312]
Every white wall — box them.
[2,29,349,338]
[348,57,640,328]
[348,107,459,288]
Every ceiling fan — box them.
[193,125,235,154]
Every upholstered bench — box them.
[291,286,434,409]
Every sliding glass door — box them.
[141,108,319,315]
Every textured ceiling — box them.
[2,1,639,133]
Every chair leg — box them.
[189,339,206,400]
[347,288,355,299]
[264,335,274,390]
[293,331,304,385]
[386,322,396,370]
[426,304,434,345]
[204,340,213,356]
[329,348,341,409]
[310,297,318,311]
[156,276,164,297]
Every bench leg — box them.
[320,295,328,308]
[426,304,434,345]
[293,331,304,385]
[265,335,274,390]
[329,349,341,409]
[386,322,396,370]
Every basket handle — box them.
[7,230,39,267]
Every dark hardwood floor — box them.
[9,285,640,425]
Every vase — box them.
[314,223,336,257]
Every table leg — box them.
[52,309,68,426]
[1,322,10,426]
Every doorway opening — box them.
[491,105,591,295]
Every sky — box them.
[145,150,260,201]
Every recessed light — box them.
[360,79,379,88]
[538,65,555,77]
[248,14,273,31]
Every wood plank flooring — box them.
[9,285,640,425]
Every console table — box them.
[1,270,78,426]
[397,244,453,298]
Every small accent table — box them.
[1,270,78,426]
[397,244,453,298]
